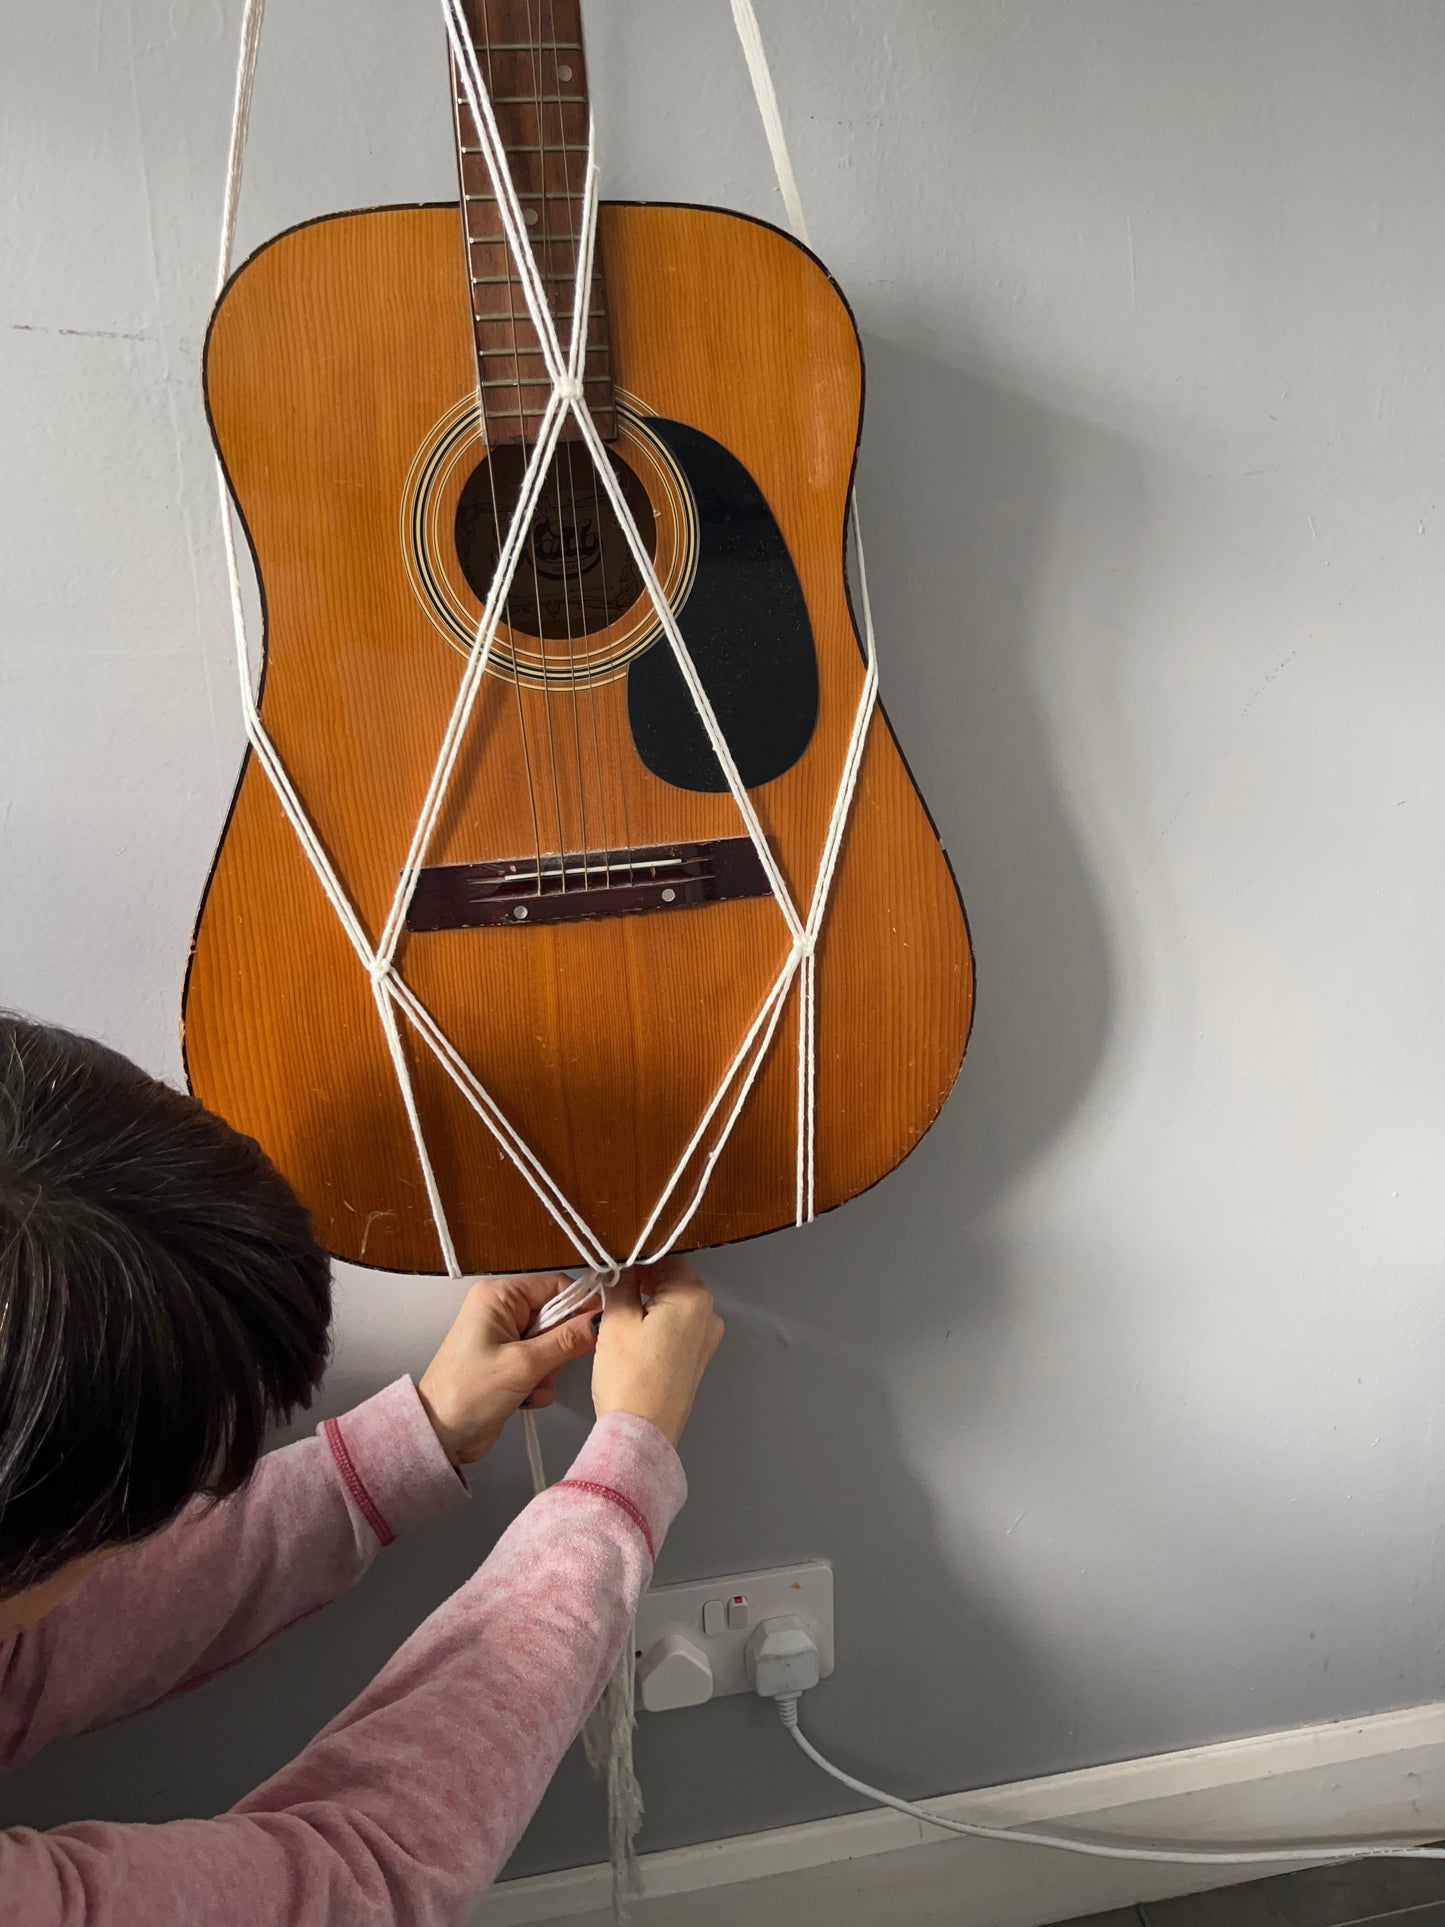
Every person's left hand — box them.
[417,1274,598,1465]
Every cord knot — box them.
[556,375,585,406]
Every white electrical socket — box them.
[632,1561,833,1712]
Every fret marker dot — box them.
[524,208,539,226]
[557,63,574,81]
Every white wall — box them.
[4,0,1445,1880]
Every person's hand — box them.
[418,1274,598,1465]
[592,1257,724,1448]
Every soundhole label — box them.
[455,445,654,639]
[401,395,698,688]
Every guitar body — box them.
[184,200,972,1273]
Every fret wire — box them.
[466,193,589,204]
[473,312,610,325]
[472,374,612,386]
[471,373,609,388]
[471,314,610,330]
[469,271,603,285]
[475,371,613,379]
[469,331,611,354]
[475,405,590,419]
[470,323,609,336]
[464,197,598,210]
[466,258,592,267]
[466,246,586,258]
[471,296,608,308]
[473,41,583,51]
[471,315,608,328]
[472,345,610,359]
[459,146,582,158]
[453,138,589,154]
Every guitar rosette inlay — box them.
[400,392,697,688]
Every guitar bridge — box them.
[405,837,773,930]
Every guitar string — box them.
[550,11,636,889]
[579,10,637,889]
[481,0,571,893]
[571,429,633,885]
[546,0,616,890]
[565,447,617,887]
[526,0,594,892]
[454,26,544,895]
[557,174,635,886]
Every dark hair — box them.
[0,1013,332,1597]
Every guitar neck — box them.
[451,0,616,444]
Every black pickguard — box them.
[628,418,818,791]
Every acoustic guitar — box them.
[183,0,973,1275]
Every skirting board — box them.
[472,1698,1445,1927]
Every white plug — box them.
[636,1633,714,1713]
[745,1614,822,1701]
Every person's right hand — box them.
[592,1257,724,1448]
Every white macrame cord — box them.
[212,5,1445,1900]
[213,0,877,1323]
[212,0,872,1906]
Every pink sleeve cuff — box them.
[556,1411,688,1562]
[321,1378,468,1547]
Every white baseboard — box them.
[473,1699,1445,1927]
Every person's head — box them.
[0,1013,332,1636]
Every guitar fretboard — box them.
[452,0,616,444]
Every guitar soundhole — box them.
[454,446,657,640]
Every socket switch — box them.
[633,1560,833,1711]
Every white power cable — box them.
[774,1696,1445,1870]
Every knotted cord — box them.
[211,0,875,1906]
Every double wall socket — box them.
[632,1561,833,1712]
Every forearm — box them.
[238,1414,682,1889]
[0,1380,465,1767]
[0,1415,684,1926]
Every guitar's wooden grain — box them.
[184,202,973,1272]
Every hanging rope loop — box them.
[212,1,879,1910]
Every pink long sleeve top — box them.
[0,1379,686,1925]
